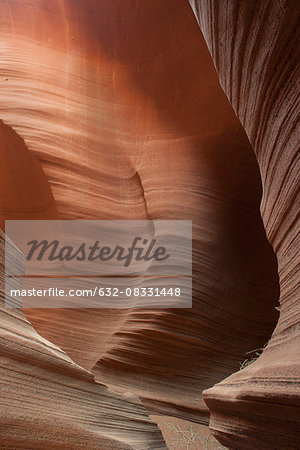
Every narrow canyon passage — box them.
[1,0,279,421]
[0,1,292,449]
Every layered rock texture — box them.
[0,0,298,448]
[1,233,167,449]
[189,0,300,448]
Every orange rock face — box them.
[0,121,59,229]
[190,0,300,448]
[0,0,297,448]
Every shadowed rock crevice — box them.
[0,120,59,230]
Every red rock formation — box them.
[1,0,296,447]
[189,0,300,448]
[1,234,167,449]
[0,120,58,229]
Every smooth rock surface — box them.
[0,0,292,447]
[0,120,58,229]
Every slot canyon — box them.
[0,0,299,449]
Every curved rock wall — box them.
[1,232,166,449]
[189,0,300,448]
[0,0,295,447]
[0,120,58,228]
[0,0,280,424]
